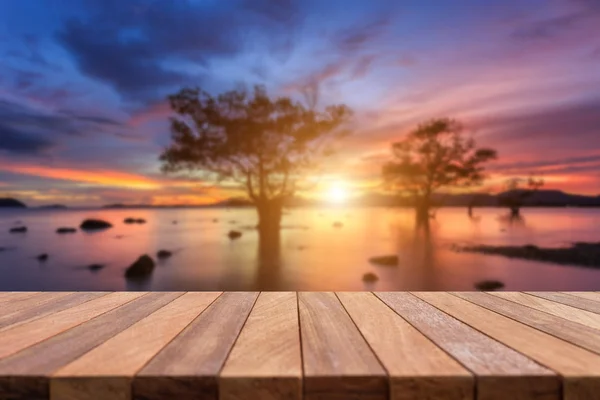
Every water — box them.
[1,207,600,291]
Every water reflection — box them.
[1,207,600,291]
[252,231,283,290]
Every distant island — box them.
[0,198,27,208]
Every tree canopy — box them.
[383,118,497,221]
[160,85,352,203]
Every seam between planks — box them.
[496,292,600,321]
[375,291,481,400]
[216,292,262,378]
[418,292,570,397]
[128,291,225,378]
[296,291,306,400]
[0,292,143,361]
[334,292,391,377]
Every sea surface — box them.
[1,206,600,291]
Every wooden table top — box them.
[0,291,599,400]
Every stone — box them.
[9,226,27,233]
[362,272,379,283]
[157,250,173,259]
[368,255,399,267]
[56,227,77,234]
[474,280,505,291]
[124,255,155,279]
[36,253,49,262]
[80,219,112,231]
[228,230,243,240]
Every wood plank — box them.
[416,292,600,400]
[0,292,139,360]
[492,292,600,330]
[298,292,387,400]
[134,292,259,400]
[0,292,41,303]
[220,292,302,400]
[455,292,600,355]
[567,292,600,302]
[337,292,473,400]
[0,292,181,400]
[0,293,71,327]
[377,292,560,400]
[51,292,221,400]
[0,292,106,331]
[529,292,600,314]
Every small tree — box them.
[499,176,544,218]
[160,85,352,238]
[383,118,497,224]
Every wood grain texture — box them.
[377,292,560,400]
[529,292,600,314]
[492,292,600,330]
[566,292,600,302]
[337,292,473,400]
[298,292,387,400]
[220,292,302,400]
[0,292,73,329]
[417,292,600,400]
[0,292,181,400]
[51,292,220,400]
[134,292,259,400]
[0,292,137,360]
[455,292,600,355]
[0,292,40,303]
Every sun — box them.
[326,182,349,204]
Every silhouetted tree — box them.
[160,85,352,238]
[499,176,544,218]
[383,118,497,225]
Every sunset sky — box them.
[1,0,599,206]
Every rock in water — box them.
[124,218,146,224]
[36,253,49,262]
[362,272,379,283]
[125,255,155,279]
[56,227,77,234]
[369,255,399,267]
[474,280,505,291]
[228,230,242,240]
[157,250,173,259]
[333,222,344,228]
[9,226,27,233]
[88,264,105,272]
[80,219,112,231]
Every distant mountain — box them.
[98,190,600,210]
[0,198,27,208]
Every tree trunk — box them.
[415,199,430,226]
[510,206,521,218]
[256,197,283,240]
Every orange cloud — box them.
[1,163,162,190]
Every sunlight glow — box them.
[326,182,349,204]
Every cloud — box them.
[0,98,127,156]
[56,0,302,101]
[0,126,54,155]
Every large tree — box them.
[383,118,497,224]
[160,85,352,237]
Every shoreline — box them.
[453,242,600,269]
